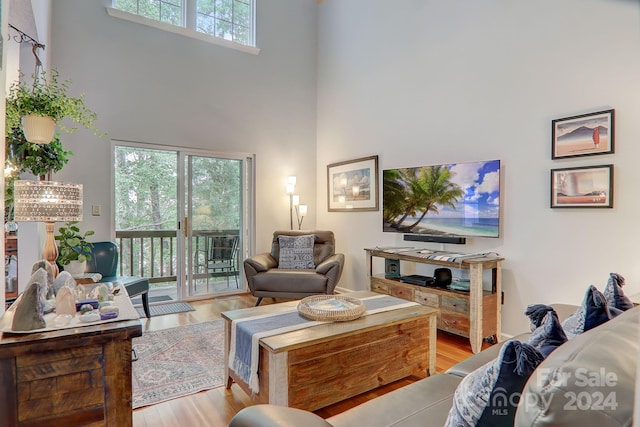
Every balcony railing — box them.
[115,229,240,284]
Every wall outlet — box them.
[92,205,102,216]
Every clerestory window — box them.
[112,0,255,47]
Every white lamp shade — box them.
[13,180,83,222]
[298,204,308,216]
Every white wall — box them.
[45,0,318,255]
[316,0,640,336]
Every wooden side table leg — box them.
[494,262,502,343]
[427,314,437,375]
[469,264,483,354]
[224,319,232,389]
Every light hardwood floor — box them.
[132,294,486,427]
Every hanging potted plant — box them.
[5,69,103,144]
[55,221,95,276]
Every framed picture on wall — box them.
[551,109,615,159]
[550,164,613,208]
[327,155,379,212]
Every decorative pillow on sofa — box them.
[444,340,545,427]
[562,285,622,340]
[603,272,634,311]
[277,234,316,269]
[524,305,568,358]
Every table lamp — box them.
[13,180,83,277]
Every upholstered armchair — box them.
[84,241,151,318]
[243,230,344,306]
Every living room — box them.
[1,0,640,425]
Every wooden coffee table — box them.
[222,291,438,411]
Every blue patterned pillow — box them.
[524,305,568,358]
[277,235,315,269]
[445,340,544,427]
[562,285,622,339]
[603,273,634,311]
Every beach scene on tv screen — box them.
[383,159,500,238]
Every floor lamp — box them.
[13,180,83,277]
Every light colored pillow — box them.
[277,234,315,269]
[444,340,544,427]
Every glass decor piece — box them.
[13,181,83,222]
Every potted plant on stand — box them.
[5,69,103,144]
[55,221,95,276]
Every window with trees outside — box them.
[113,0,255,47]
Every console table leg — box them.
[469,264,483,354]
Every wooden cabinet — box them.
[365,249,503,353]
[0,319,142,426]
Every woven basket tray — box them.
[297,295,366,322]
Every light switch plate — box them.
[92,205,101,216]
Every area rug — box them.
[131,295,173,305]
[132,320,225,409]
[135,301,195,318]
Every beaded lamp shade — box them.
[13,180,83,278]
[13,180,83,222]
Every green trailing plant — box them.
[5,69,104,137]
[7,128,73,178]
[55,221,95,266]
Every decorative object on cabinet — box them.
[365,248,503,354]
[552,109,614,159]
[327,155,379,212]
[550,164,613,208]
[55,220,95,272]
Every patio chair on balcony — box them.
[205,234,240,288]
[84,241,151,318]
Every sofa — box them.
[229,303,638,427]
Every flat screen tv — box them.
[383,159,501,240]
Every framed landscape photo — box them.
[327,155,379,212]
[550,164,613,208]
[551,109,614,159]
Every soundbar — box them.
[404,234,466,244]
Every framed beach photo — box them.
[550,164,613,208]
[327,155,379,212]
[551,109,614,159]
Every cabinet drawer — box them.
[441,295,468,314]
[370,279,390,295]
[414,289,439,308]
[389,284,413,301]
[439,310,470,337]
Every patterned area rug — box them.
[132,320,225,408]
[135,301,195,318]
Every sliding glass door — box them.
[114,142,253,301]
[183,153,245,297]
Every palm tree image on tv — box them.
[383,160,500,238]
